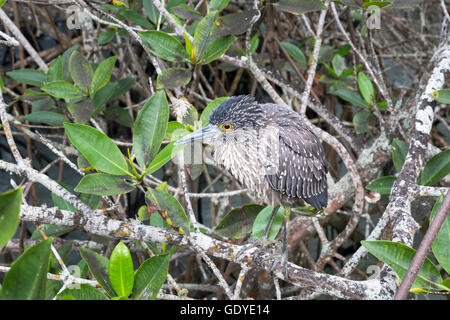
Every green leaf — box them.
[61,45,81,80]
[353,111,376,134]
[211,10,259,37]
[0,188,22,249]
[361,240,446,291]
[276,0,327,14]
[7,69,46,87]
[91,82,118,116]
[252,206,284,241]
[30,224,74,241]
[118,8,153,28]
[139,30,190,63]
[193,12,218,63]
[47,56,63,82]
[104,105,134,128]
[64,122,130,176]
[145,189,189,235]
[109,241,134,298]
[357,72,376,105]
[332,54,346,77]
[250,35,259,54]
[143,142,184,175]
[58,284,109,300]
[391,138,409,172]
[366,176,396,195]
[429,89,450,104]
[75,173,135,196]
[200,35,236,65]
[0,238,52,300]
[109,77,135,101]
[142,0,160,24]
[418,149,450,186]
[52,192,76,212]
[98,29,116,45]
[41,80,85,99]
[133,90,169,168]
[90,56,117,94]
[214,204,264,239]
[281,42,306,64]
[69,98,94,124]
[156,67,192,89]
[200,97,229,127]
[79,247,116,297]
[165,121,186,141]
[430,195,450,274]
[209,0,229,12]
[69,51,93,92]
[334,89,370,109]
[132,254,170,300]
[21,111,68,126]
[171,4,203,20]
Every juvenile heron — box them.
[175,95,328,262]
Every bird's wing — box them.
[263,105,328,208]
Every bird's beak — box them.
[174,124,221,146]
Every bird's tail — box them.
[304,189,327,210]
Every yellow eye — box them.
[221,123,232,130]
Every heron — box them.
[175,95,328,267]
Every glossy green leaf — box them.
[418,149,450,186]
[30,224,74,241]
[193,12,218,63]
[69,51,93,92]
[75,173,135,196]
[0,188,22,249]
[362,240,446,291]
[132,254,170,300]
[118,8,153,28]
[69,98,94,124]
[200,97,229,127]
[91,82,118,116]
[79,247,116,297]
[139,30,190,63]
[143,142,184,175]
[211,10,259,37]
[90,56,117,94]
[366,176,396,195]
[171,4,202,20]
[353,111,376,134]
[200,35,236,65]
[332,54,346,77]
[250,35,259,54]
[109,77,135,101]
[209,0,229,12]
[142,0,159,24]
[214,204,264,239]
[165,121,186,141]
[252,206,284,241]
[429,89,450,104]
[334,89,370,109]
[41,80,85,99]
[276,0,327,14]
[133,90,169,168]
[357,72,376,105]
[363,1,392,8]
[7,69,46,87]
[281,42,306,64]
[64,123,129,176]
[0,238,52,300]
[430,194,450,274]
[58,284,109,300]
[145,189,189,235]
[156,67,192,89]
[109,241,134,298]
[21,111,68,126]
[391,138,409,172]
[47,56,63,82]
[98,29,116,45]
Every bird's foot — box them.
[267,251,289,279]
[234,237,269,263]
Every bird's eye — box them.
[221,123,232,130]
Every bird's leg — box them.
[235,205,280,262]
[269,206,290,278]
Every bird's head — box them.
[174,95,265,146]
